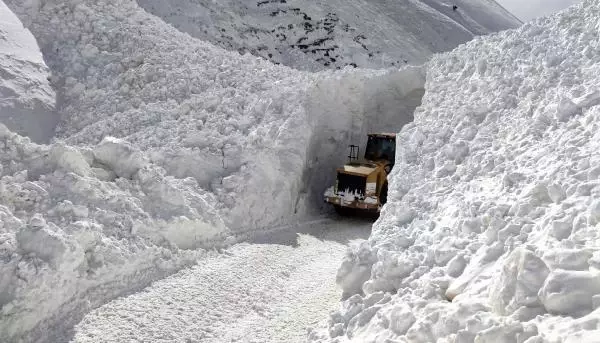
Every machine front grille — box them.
[336,173,366,195]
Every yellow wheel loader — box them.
[324,133,395,214]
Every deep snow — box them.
[0,126,221,341]
[315,1,600,342]
[0,0,520,341]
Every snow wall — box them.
[313,1,600,342]
[304,68,426,214]
[0,1,58,143]
[0,0,426,341]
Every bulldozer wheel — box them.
[380,183,388,205]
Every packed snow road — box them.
[68,218,371,343]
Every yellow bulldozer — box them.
[324,133,395,215]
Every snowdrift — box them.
[137,0,520,71]
[0,126,229,340]
[317,1,600,342]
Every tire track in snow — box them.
[70,219,371,343]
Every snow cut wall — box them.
[0,1,57,143]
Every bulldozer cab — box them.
[364,133,395,167]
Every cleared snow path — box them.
[69,218,371,343]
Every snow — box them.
[0,1,57,143]
[0,0,523,341]
[70,219,370,343]
[315,1,600,342]
[0,123,221,342]
[92,137,147,179]
[496,0,582,22]
[136,0,521,71]
[2,0,441,235]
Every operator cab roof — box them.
[368,133,396,139]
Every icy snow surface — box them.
[136,0,521,71]
[313,1,600,342]
[71,219,370,343]
[0,1,57,142]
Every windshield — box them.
[364,136,395,164]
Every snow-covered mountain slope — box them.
[0,1,57,143]
[137,0,521,71]
[315,1,600,342]
[498,0,582,21]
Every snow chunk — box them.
[387,303,416,336]
[16,214,70,264]
[50,144,92,177]
[93,137,147,179]
[590,200,600,225]
[336,241,377,298]
[547,183,566,203]
[446,253,468,278]
[489,247,549,315]
[539,270,600,316]
[554,97,581,122]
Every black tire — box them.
[380,183,388,205]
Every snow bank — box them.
[0,16,231,335]
[137,0,520,71]
[0,122,229,342]
[315,1,600,342]
[0,1,57,143]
